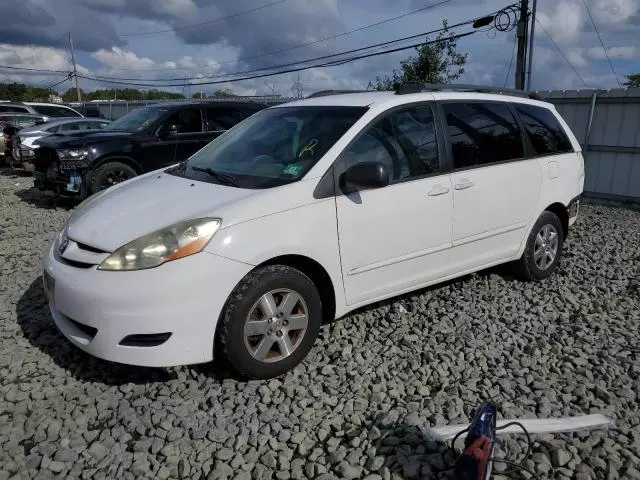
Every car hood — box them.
[67,171,258,252]
[37,130,133,148]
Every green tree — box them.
[623,74,640,87]
[370,21,468,91]
[213,88,234,97]
[0,82,28,101]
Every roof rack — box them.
[395,83,545,101]
[306,89,371,98]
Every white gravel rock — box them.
[0,171,639,479]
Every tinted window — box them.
[105,107,169,131]
[443,102,524,168]
[342,105,439,182]
[0,105,28,113]
[164,108,202,133]
[59,122,83,132]
[205,107,246,131]
[30,105,81,117]
[514,104,573,155]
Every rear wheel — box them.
[218,265,322,379]
[513,211,564,281]
[90,161,137,193]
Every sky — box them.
[0,0,638,97]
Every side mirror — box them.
[340,161,390,193]
[158,124,178,138]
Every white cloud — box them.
[92,47,155,70]
[0,44,89,86]
[591,0,639,26]
[538,1,584,44]
[566,49,589,68]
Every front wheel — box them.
[90,161,137,194]
[218,265,322,379]
[513,211,564,281]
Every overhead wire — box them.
[535,18,589,87]
[82,4,511,85]
[120,0,289,37]
[579,0,621,87]
[106,0,455,72]
[504,31,517,88]
[87,14,485,83]
[77,31,477,88]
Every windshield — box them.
[104,107,169,131]
[171,106,366,189]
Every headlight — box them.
[57,149,89,161]
[98,218,221,271]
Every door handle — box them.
[428,185,450,196]
[454,179,474,190]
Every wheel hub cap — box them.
[534,224,559,271]
[243,289,309,363]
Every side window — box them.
[341,105,440,182]
[0,105,28,113]
[204,107,245,131]
[165,108,203,134]
[514,104,574,155]
[443,102,524,169]
[59,122,82,132]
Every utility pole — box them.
[515,0,529,90]
[68,32,82,102]
[526,0,538,90]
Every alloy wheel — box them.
[243,289,309,363]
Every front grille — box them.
[75,242,108,254]
[34,147,59,173]
[58,257,94,269]
[68,318,98,338]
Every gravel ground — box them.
[1,168,639,480]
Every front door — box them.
[145,107,207,169]
[441,101,542,269]
[335,104,453,305]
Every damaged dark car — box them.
[33,101,266,198]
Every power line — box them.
[77,30,477,88]
[120,0,289,37]
[0,64,69,74]
[580,0,621,87]
[45,76,72,90]
[88,20,476,83]
[504,31,517,88]
[535,18,588,87]
[84,4,497,84]
[104,0,455,73]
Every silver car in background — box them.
[12,118,111,168]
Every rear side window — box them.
[204,107,246,131]
[30,105,81,117]
[443,102,524,169]
[0,105,28,113]
[514,104,574,155]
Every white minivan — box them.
[43,86,584,378]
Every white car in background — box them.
[12,118,111,167]
[43,85,584,378]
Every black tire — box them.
[90,161,137,194]
[218,265,322,379]
[513,211,564,281]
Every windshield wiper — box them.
[191,166,240,187]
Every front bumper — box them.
[43,243,252,367]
